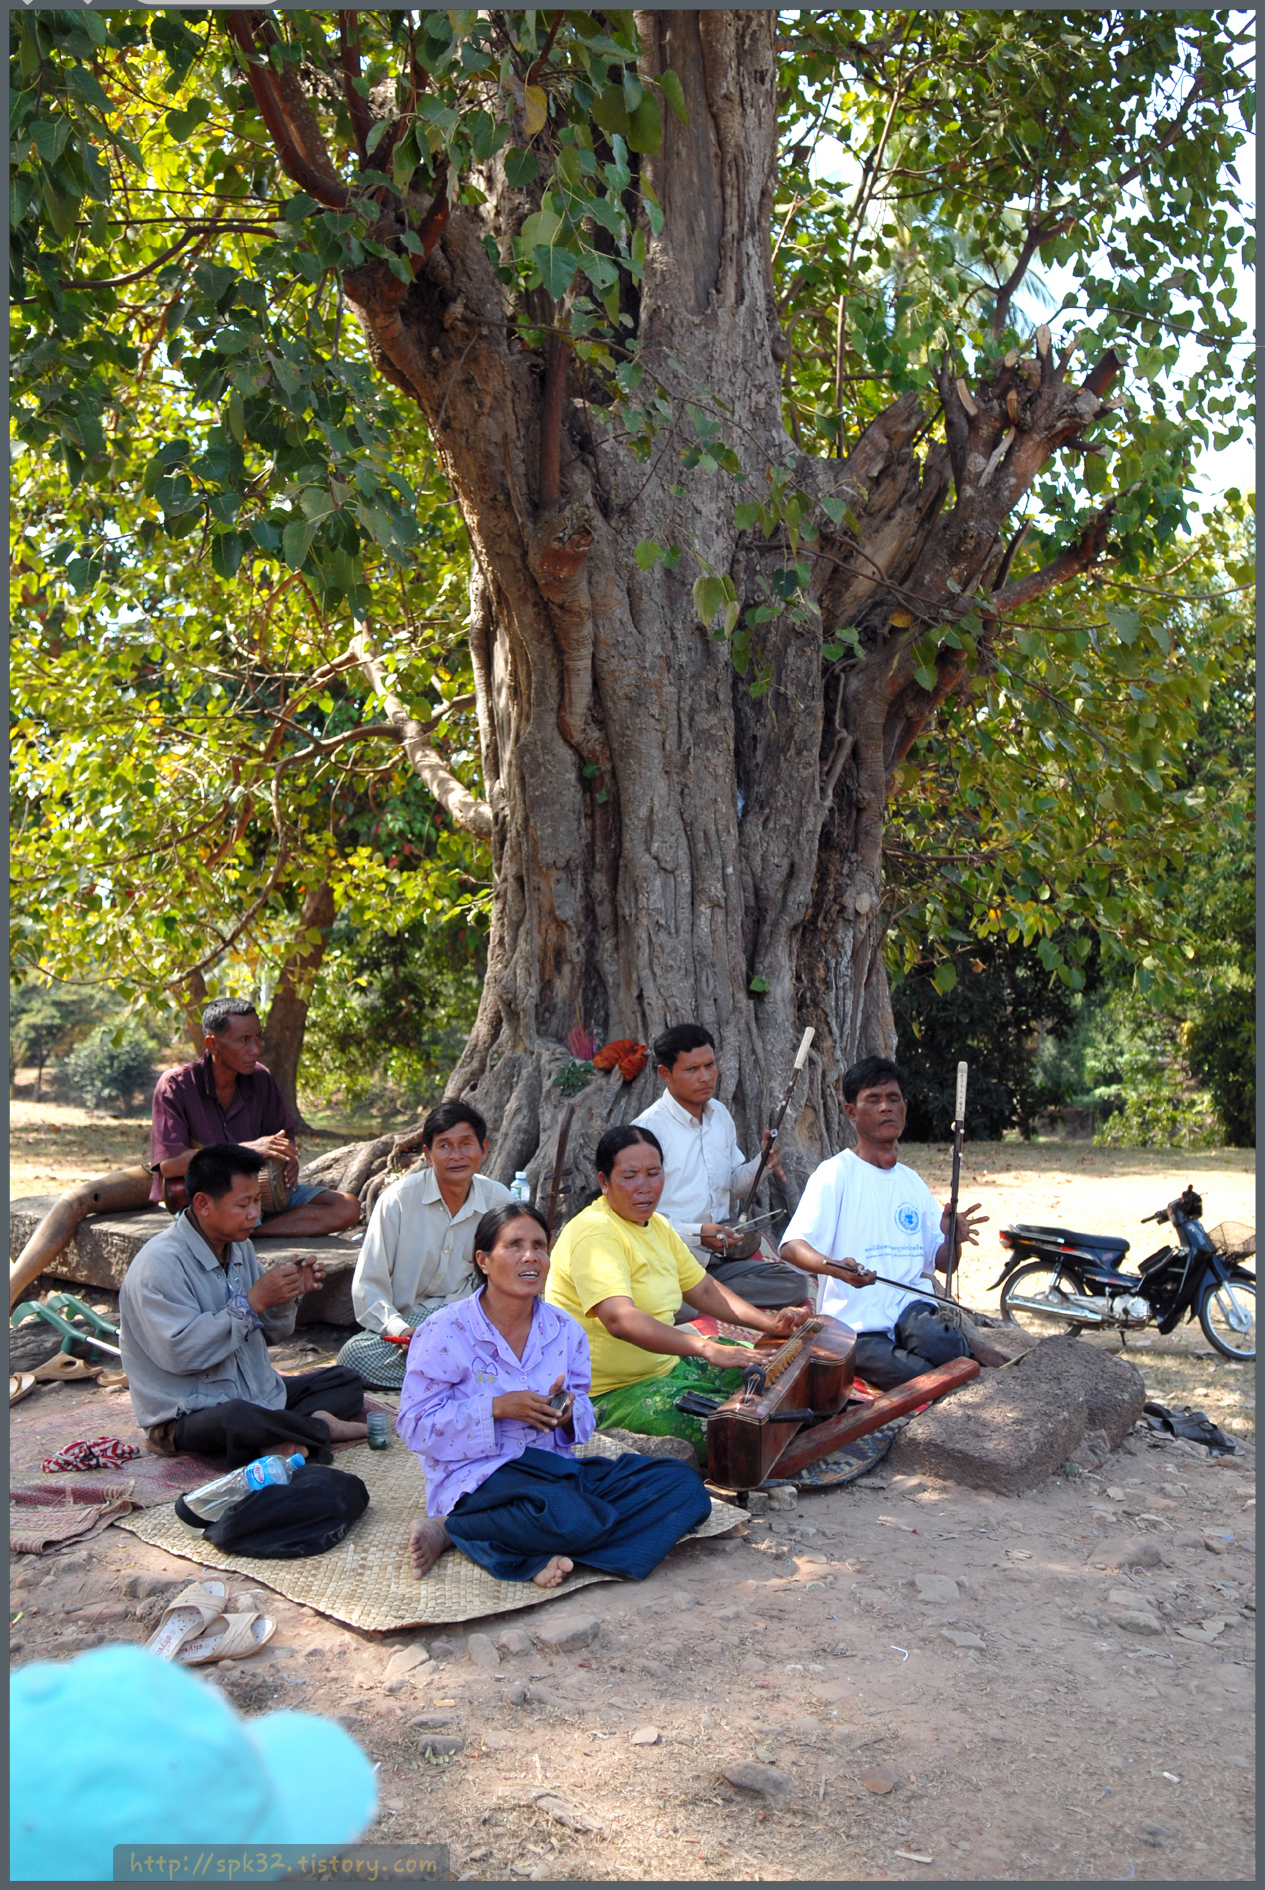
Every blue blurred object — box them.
[11,1644,377,1881]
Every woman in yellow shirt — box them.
[546,1125,809,1458]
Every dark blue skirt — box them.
[444,1446,710,1583]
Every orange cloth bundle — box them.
[592,1038,649,1081]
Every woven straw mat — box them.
[117,1432,743,1632]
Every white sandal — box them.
[179,1611,276,1665]
[145,1582,228,1661]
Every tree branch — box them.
[989,214,1075,339]
[990,501,1119,615]
[166,824,291,989]
[337,11,372,167]
[525,10,565,88]
[275,722,401,771]
[226,14,351,210]
[353,625,493,839]
[60,225,204,292]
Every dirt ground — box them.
[9,1112,1256,1881]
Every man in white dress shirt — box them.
[633,1024,810,1311]
[337,1101,512,1388]
[779,1056,987,1388]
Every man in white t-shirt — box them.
[779,1056,987,1390]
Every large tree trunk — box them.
[331,11,1116,1217]
[262,879,336,1126]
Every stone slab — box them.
[884,1333,1145,1494]
[885,1357,1086,1494]
[10,1193,360,1326]
[1012,1333,1146,1445]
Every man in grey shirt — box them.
[120,1143,368,1465]
[338,1100,512,1389]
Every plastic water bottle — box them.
[182,1452,305,1523]
[510,1171,531,1203]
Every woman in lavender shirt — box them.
[397,1203,710,1588]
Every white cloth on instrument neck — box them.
[780,1149,942,1333]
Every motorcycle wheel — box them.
[1198,1278,1256,1361]
[999,1260,1091,1334]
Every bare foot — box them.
[531,1555,574,1589]
[311,1410,369,1443]
[409,1517,451,1579]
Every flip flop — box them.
[145,1581,228,1661]
[179,1611,277,1665]
[9,1373,36,1406]
[32,1354,103,1384]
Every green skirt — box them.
[592,1353,750,1464]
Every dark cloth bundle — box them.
[175,1463,369,1557]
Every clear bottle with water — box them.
[510,1171,531,1203]
[183,1452,306,1523]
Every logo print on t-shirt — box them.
[895,1201,921,1235]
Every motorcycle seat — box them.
[1007,1223,1131,1256]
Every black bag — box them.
[175,1464,370,1557]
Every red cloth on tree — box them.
[592,1039,649,1081]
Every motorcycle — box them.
[990,1185,1255,1362]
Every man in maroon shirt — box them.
[150,998,360,1236]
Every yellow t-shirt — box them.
[545,1196,706,1396]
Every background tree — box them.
[9,982,103,1101]
[11,419,489,1114]
[885,509,1255,1143]
[10,9,1253,1203]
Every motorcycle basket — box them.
[1207,1221,1255,1264]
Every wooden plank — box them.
[772,1354,980,1477]
[10,1195,360,1321]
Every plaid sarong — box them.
[41,1437,144,1474]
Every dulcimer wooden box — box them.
[705,1314,856,1491]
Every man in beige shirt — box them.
[337,1102,512,1387]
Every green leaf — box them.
[734,502,761,531]
[30,118,71,165]
[281,518,317,571]
[634,540,661,571]
[932,961,958,995]
[519,207,563,252]
[748,974,770,995]
[65,66,111,110]
[692,574,730,627]
[627,95,662,156]
[504,147,539,189]
[659,68,689,126]
[533,244,578,299]
[210,531,245,580]
[590,85,631,141]
[299,486,336,522]
[1105,604,1141,645]
[391,126,419,190]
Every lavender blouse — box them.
[395,1291,596,1518]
